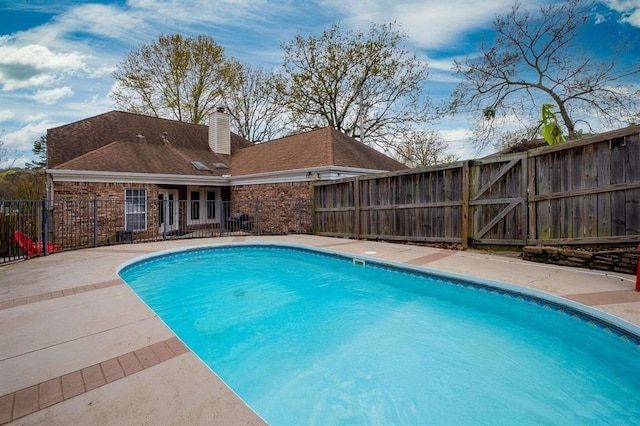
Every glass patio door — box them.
[158,190,179,234]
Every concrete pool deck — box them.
[1,235,639,425]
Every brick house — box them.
[46,110,407,243]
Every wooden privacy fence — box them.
[313,125,640,248]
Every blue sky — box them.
[0,0,639,167]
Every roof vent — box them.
[136,133,145,141]
[191,161,210,171]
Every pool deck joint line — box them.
[0,279,123,311]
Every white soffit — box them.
[48,166,387,186]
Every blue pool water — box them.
[119,244,640,425]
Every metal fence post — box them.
[94,196,98,247]
[297,198,302,233]
[41,196,49,256]
[217,199,224,237]
[255,200,261,235]
[162,198,167,240]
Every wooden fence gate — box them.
[468,153,528,245]
[313,125,640,248]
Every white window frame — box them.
[187,187,220,225]
[125,188,147,231]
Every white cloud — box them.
[2,120,60,154]
[438,127,476,159]
[24,113,48,122]
[60,4,145,38]
[0,110,14,122]
[85,66,117,79]
[603,0,640,26]
[321,0,538,49]
[32,86,74,105]
[0,42,88,90]
[126,0,268,26]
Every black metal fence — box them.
[1,197,312,264]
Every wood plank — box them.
[528,124,640,156]
[536,152,552,240]
[527,156,537,243]
[596,142,611,237]
[583,143,598,237]
[473,201,521,240]
[470,238,527,245]
[625,134,640,235]
[461,161,470,250]
[359,201,462,211]
[519,155,528,242]
[353,177,360,240]
[469,197,527,206]
[358,233,462,244]
[549,151,562,238]
[610,137,626,235]
[528,181,640,201]
[470,158,520,201]
[314,207,356,213]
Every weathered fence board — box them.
[314,125,640,247]
[528,128,640,244]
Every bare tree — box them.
[391,129,459,167]
[112,34,238,124]
[280,22,432,151]
[222,64,289,143]
[0,137,16,169]
[449,0,640,149]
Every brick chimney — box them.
[208,107,230,155]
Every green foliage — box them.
[112,34,237,124]
[26,135,47,169]
[0,168,46,200]
[539,104,565,145]
[280,22,432,151]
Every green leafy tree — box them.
[279,22,432,151]
[26,135,47,169]
[112,34,238,124]
[0,168,45,199]
[449,0,640,149]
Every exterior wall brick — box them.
[52,181,160,248]
[51,180,314,248]
[230,182,313,234]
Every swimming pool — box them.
[119,244,640,424]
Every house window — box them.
[190,191,200,220]
[188,188,220,224]
[125,188,146,231]
[206,191,216,220]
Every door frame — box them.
[158,189,179,234]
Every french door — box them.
[158,190,179,234]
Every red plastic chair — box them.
[14,231,61,259]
